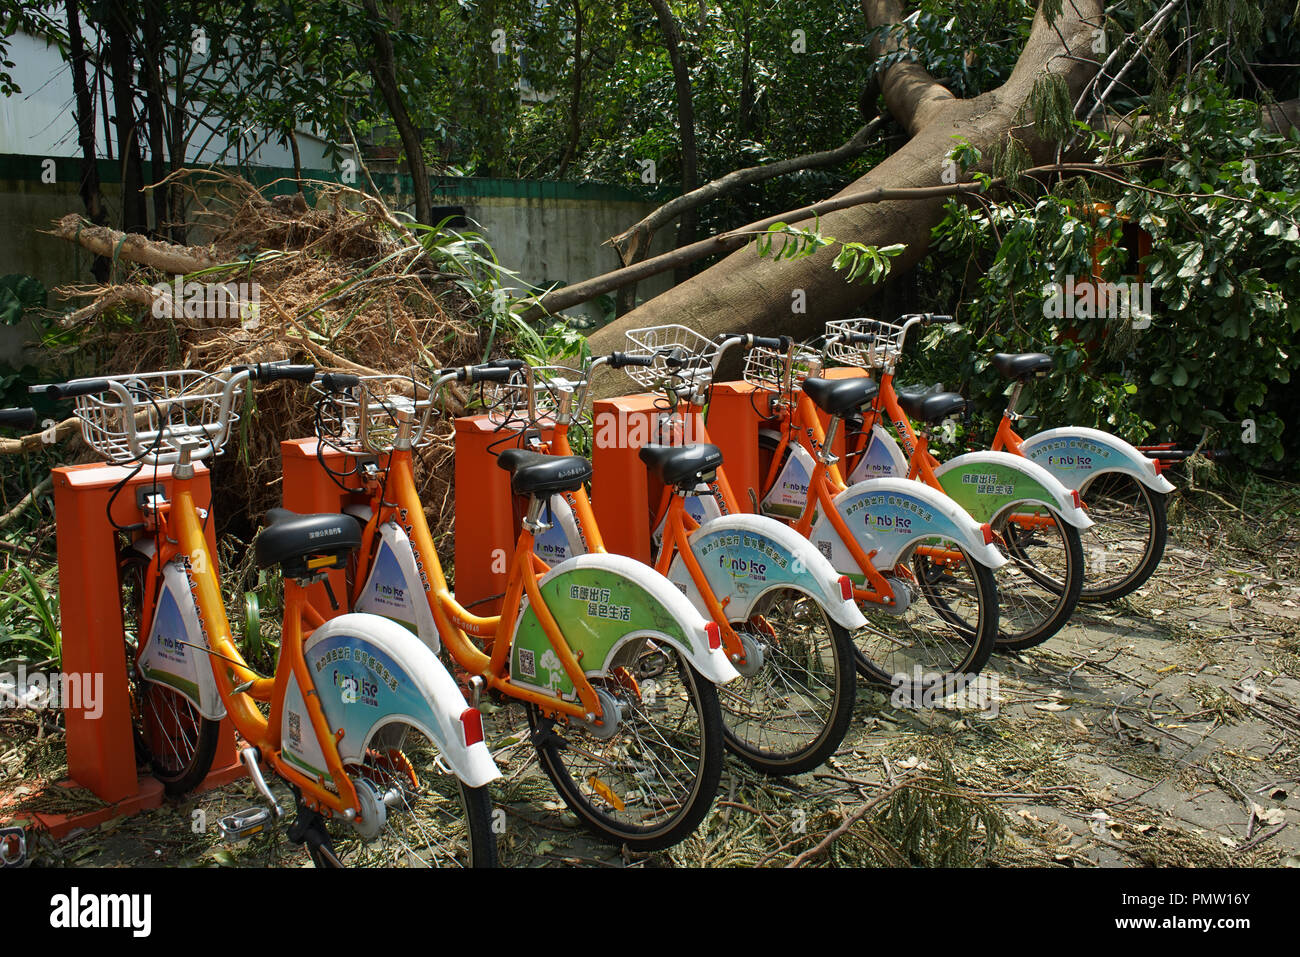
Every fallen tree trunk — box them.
[48,214,218,275]
[587,0,1106,357]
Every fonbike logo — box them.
[717,554,768,582]
[1044,453,1095,470]
[335,670,379,706]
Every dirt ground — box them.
[4,471,1299,868]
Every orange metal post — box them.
[705,381,769,513]
[280,437,365,622]
[452,415,541,615]
[590,394,660,563]
[48,462,239,814]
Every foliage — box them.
[928,81,1300,466]
[0,565,61,665]
[756,221,907,285]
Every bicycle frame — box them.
[133,467,369,817]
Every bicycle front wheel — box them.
[1076,472,1168,602]
[328,721,498,867]
[528,640,723,852]
[119,549,219,796]
[991,505,1084,650]
[718,589,856,776]
[852,543,999,700]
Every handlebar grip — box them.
[923,314,953,325]
[467,366,513,384]
[749,335,791,351]
[317,372,361,392]
[846,332,877,345]
[0,408,37,430]
[486,358,525,370]
[248,362,317,383]
[29,379,112,400]
[607,352,655,369]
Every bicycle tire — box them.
[1076,473,1168,603]
[119,549,219,797]
[757,433,998,699]
[718,591,856,776]
[527,642,723,852]
[991,505,1085,650]
[324,722,498,867]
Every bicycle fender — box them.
[666,514,867,630]
[136,555,227,721]
[809,477,1008,572]
[287,614,500,788]
[508,552,740,698]
[846,425,910,483]
[354,521,440,651]
[1019,427,1175,494]
[934,451,1094,529]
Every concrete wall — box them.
[0,157,674,363]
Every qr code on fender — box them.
[518,648,536,678]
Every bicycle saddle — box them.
[991,352,1053,379]
[801,376,880,417]
[896,389,967,424]
[255,508,361,576]
[497,449,592,496]
[639,443,723,488]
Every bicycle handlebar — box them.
[606,352,656,369]
[234,362,317,384]
[29,378,113,400]
[0,408,37,430]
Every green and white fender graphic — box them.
[1019,427,1175,494]
[532,492,587,565]
[760,440,817,520]
[809,477,1007,574]
[137,556,225,721]
[934,451,1092,529]
[510,553,738,698]
[847,425,910,484]
[283,614,500,788]
[667,515,866,629]
[355,522,438,650]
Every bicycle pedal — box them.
[219,806,277,843]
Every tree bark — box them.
[647,0,700,281]
[64,0,110,282]
[50,214,218,274]
[104,0,148,234]
[363,0,433,226]
[588,0,1106,357]
[556,0,585,180]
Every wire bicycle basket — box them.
[312,375,437,454]
[622,324,720,395]
[824,317,907,370]
[72,369,242,466]
[742,345,820,396]
[479,364,587,428]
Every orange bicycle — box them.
[479,354,865,776]
[619,326,1006,699]
[32,363,500,867]
[310,363,736,850]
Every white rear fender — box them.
[810,477,1007,571]
[1019,427,1175,494]
[296,614,500,788]
[934,450,1094,529]
[667,514,866,630]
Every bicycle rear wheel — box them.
[528,639,723,852]
[119,549,219,796]
[326,721,498,867]
[1076,472,1168,602]
[853,544,999,700]
[718,589,856,776]
[991,505,1084,650]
